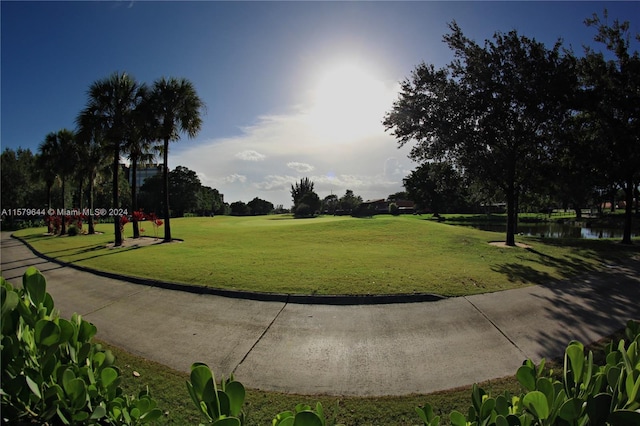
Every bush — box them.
[417,320,640,426]
[67,225,79,236]
[1,267,162,425]
[294,203,314,218]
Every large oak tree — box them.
[580,11,640,244]
[384,22,575,246]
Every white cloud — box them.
[172,73,414,207]
[287,162,314,173]
[235,150,266,161]
[224,174,247,184]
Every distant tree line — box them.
[384,10,639,245]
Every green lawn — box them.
[13,214,639,296]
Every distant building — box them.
[360,198,415,214]
[122,163,163,192]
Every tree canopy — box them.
[385,21,576,245]
[291,177,321,217]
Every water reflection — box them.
[457,222,637,239]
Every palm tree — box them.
[126,85,158,238]
[76,112,112,235]
[38,129,76,235]
[77,72,144,246]
[148,77,204,242]
[36,146,58,225]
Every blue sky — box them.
[2,1,639,207]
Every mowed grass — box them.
[13,214,639,296]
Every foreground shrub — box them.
[186,363,246,425]
[417,320,640,426]
[1,267,161,425]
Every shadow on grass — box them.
[34,242,108,256]
[491,238,640,286]
[42,243,144,265]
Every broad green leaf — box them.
[90,405,106,420]
[523,391,550,420]
[103,349,115,366]
[26,375,42,399]
[495,414,509,426]
[293,411,324,426]
[495,394,510,416]
[226,381,245,416]
[66,378,88,410]
[72,411,89,422]
[35,319,61,347]
[275,416,295,426]
[480,397,496,420]
[558,397,583,421]
[587,393,612,426]
[471,384,486,412]
[566,343,585,385]
[536,377,554,408]
[417,403,436,424]
[131,407,141,419]
[608,409,640,426]
[58,318,74,344]
[315,402,324,423]
[295,403,312,413]
[450,410,467,426]
[516,365,536,391]
[217,390,231,417]
[625,372,640,404]
[190,364,215,402]
[23,267,46,306]
[607,366,622,389]
[140,408,163,422]
[505,414,522,425]
[93,351,106,368]
[62,368,76,393]
[100,367,119,389]
[416,406,429,424]
[1,286,19,317]
[212,417,241,426]
[77,319,97,343]
[43,292,54,314]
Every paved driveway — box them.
[2,232,638,396]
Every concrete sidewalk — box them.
[2,231,639,396]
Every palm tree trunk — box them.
[46,183,53,233]
[622,177,633,245]
[88,173,96,235]
[132,157,140,238]
[163,138,171,242]
[60,178,67,235]
[78,178,84,212]
[113,145,122,246]
[505,183,516,247]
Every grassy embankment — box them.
[12,214,638,297]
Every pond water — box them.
[456,222,638,239]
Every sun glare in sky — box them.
[305,61,397,144]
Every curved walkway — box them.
[2,231,639,396]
